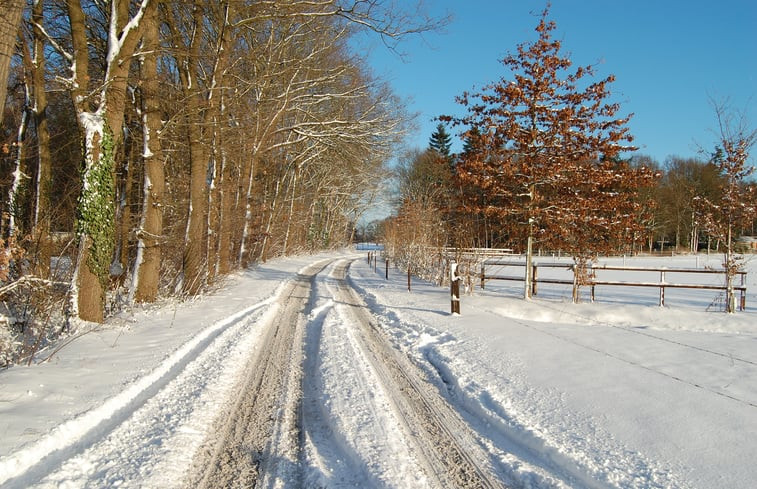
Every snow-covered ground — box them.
[1,250,756,488]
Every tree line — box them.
[383,8,756,311]
[0,0,443,365]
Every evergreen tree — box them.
[428,123,452,157]
[461,127,481,156]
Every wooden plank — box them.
[482,276,746,291]
[593,265,745,275]
[484,261,572,268]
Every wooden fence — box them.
[480,260,748,310]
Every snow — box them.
[300,271,427,487]
[1,250,756,488]
[349,252,757,488]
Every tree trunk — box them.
[183,100,209,295]
[132,1,163,303]
[73,235,105,323]
[68,0,148,322]
[524,185,535,300]
[6,100,28,237]
[282,168,299,255]
[115,140,132,286]
[217,148,234,274]
[0,0,24,120]
[725,223,735,313]
[260,176,281,262]
[181,1,233,293]
[179,3,209,295]
[206,148,218,283]
[238,154,256,267]
[30,0,52,277]
[229,150,249,269]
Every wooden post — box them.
[740,272,746,311]
[450,261,461,315]
[480,263,485,290]
[532,263,538,297]
[385,259,389,280]
[407,267,411,292]
[659,270,666,307]
[572,265,578,303]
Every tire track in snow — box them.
[347,266,632,488]
[0,291,280,488]
[185,260,331,489]
[299,269,420,487]
[328,260,503,488]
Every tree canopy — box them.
[441,7,655,297]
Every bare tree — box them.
[223,6,407,262]
[698,100,756,312]
[11,0,55,277]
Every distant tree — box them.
[461,126,482,156]
[428,122,452,157]
[396,148,452,208]
[628,155,662,253]
[442,7,654,300]
[654,157,722,252]
[386,148,453,276]
[697,101,756,312]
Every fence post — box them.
[532,263,538,297]
[407,267,411,292]
[480,263,485,290]
[385,259,389,280]
[571,265,578,303]
[740,272,746,311]
[450,261,461,315]
[659,270,666,307]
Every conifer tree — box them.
[428,123,452,157]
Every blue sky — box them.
[362,0,757,165]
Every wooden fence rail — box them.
[481,261,748,310]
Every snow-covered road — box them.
[1,250,756,488]
[0,255,505,488]
[185,258,502,488]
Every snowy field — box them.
[0,250,756,488]
[353,252,757,487]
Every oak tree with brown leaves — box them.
[442,7,655,300]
